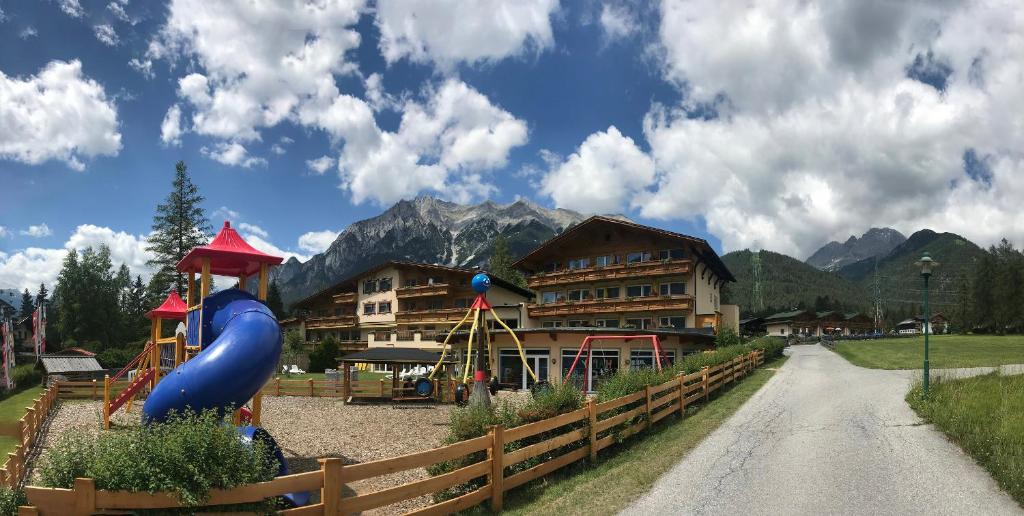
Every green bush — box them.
[307,337,339,373]
[0,487,26,516]
[519,381,586,422]
[714,326,744,348]
[747,336,786,360]
[10,365,41,389]
[96,347,140,369]
[39,409,278,508]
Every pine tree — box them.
[18,289,35,320]
[487,233,527,288]
[35,283,48,311]
[54,249,83,346]
[266,280,285,319]
[126,275,149,341]
[147,161,211,297]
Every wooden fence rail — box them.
[0,384,59,490]
[21,350,765,515]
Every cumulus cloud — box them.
[375,0,558,68]
[0,60,121,171]
[305,155,335,175]
[200,142,266,168]
[19,27,37,39]
[297,230,340,254]
[59,0,84,17]
[93,24,118,46]
[20,224,53,238]
[211,206,241,221]
[237,222,269,239]
[0,227,9,239]
[107,1,130,22]
[540,126,654,214]
[270,136,293,155]
[599,4,638,41]
[231,222,309,263]
[128,58,153,79]
[0,224,153,291]
[539,0,1024,257]
[160,104,183,146]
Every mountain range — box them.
[272,197,615,305]
[805,228,907,271]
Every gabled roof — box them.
[146,291,188,320]
[40,355,103,374]
[764,309,813,322]
[512,216,735,282]
[177,221,283,276]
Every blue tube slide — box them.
[143,288,282,422]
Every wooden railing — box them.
[259,378,459,403]
[55,380,132,399]
[304,315,357,329]
[527,259,693,288]
[395,307,468,324]
[332,292,357,304]
[21,350,765,515]
[527,294,693,317]
[395,283,450,298]
[0,384,59,489]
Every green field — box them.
[0,386,46,457]
[472,357,787,515]
[908,374,1024,506]
[834,335,1024,369]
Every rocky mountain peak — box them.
[806,227,907,271]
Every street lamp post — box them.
[915,252,939,395]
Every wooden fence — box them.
[0,384,59,489]
[54,379,132,400]
[21,350,764,515]
[260,378,460,403]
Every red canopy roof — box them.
[146,291,187,320]
[176,221,283,276]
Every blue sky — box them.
[3,0,1024,291]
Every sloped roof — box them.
[339,347,451,364]
[40,355,103,374]
[765,310,812,322]
[146,291,188,320]
[177,221,283,276]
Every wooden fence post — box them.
[73,478,96,515]
[102,375,111,430]
[275,378,281,396]
[489,425,505,511]
[588,399,598,462]
[252,392,262,425]
[702,366,709,402]
[320,457,342,515]
[678,374,686,417]
[309,378,315,397]
[91,379,97,400]
[644,385,653,430]
[17,506,39,515]
[379,378,385,398]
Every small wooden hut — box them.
[339,348,454,402]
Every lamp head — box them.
[915,252,938,277]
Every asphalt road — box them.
[622,344,1022,515]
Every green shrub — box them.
[10,365,41,389]
[0,487,26,516]
[714,326,744,348]
[96,347,141,369]
[520,381,586,422]
[39,410,278,507]
[747,336,786,360]
[307,336,339,373]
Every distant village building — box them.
[765,309,875,337]
[896,314,948,335]
[739,317,766,336]
[40,348,103,382]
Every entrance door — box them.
[524,354,549,390]
[499,349,548,390]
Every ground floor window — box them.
[561,348,619,391]
[567,319,589,327]
[630,349,676,369]
[624,317,653,329]
[542,320,564,328]
[658,316,686,329]
[595,318,620,328]
[498,349,549,390]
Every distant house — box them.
[739,317,766,336]
[766,309,876,337]
[40,349,104,381]
[765,310,818,337]
[897,314,948,335]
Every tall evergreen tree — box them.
[18,289,35,320]
[266,280,285,319]
[487,233,527,288]
[35,283,48,311]
[147,161,211,297]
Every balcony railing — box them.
[527,295,693,317]
[395,307,468,323]
[304,315,357,329]
[526,259,693,288]
[332,292,357,304]
[394,283,450,298]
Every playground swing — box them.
[427,272,537,401]
[563,334,670,391]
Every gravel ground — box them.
[28,391,533,514]
[623,345,1023,515]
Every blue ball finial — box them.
[472,273,491,293]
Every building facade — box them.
[765,309,875,337]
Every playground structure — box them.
[430,272,537,402]
[564,335,669,391]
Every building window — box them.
[562,348,619,391]
[626,251,652,264]
[595,286,620,299]
[488,318,519,330]
[567,319,589,327]
[595,318,620,328]
[363,302,376,315]
[362,279,377,294]
[542,291,566,304]
[624,317,653,329]
[454,297,473,309]
[630,349,676,369]
[626,284,652,298]
[543,262,561,272]
[426,299,444,310]
[378,301,392,314]
[659,282,686,296]
[427,276,442,285]
[658,249,685,261]
[658,316,686,329]
[595,255,620,267]
[378,277,392,291]
[568,258,590,270]
[567,289,592,302]
[404,278,419,287]
[542,321,564,328]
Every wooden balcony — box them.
[527,295,693,318]
[526,259,693,288]
[395,307,468,323]
[305,315,357,329]
[395,283,450,299]
[332,292,357,304]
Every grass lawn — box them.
[470,357,787,515]
[834,334,1024,370]
[907,374,1024,506]
[0,385,46,457]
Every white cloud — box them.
[0,7,6,23]
[19,27,37,39]
[93,24,119,46]
[0,60,121,171]
[599,4,638,41]
[270,136,293,155]
[540,126,655,214]
[211,206,240,221]
[364,73,396,112]
[128,58,153,79]
[305,155,335,175]
[160,104,183,146]
[200,142,266,168]
[237,222,269,239]
[0,224,153,291]
[297,230,340,254]
[375,0,558,68]
[539,0,1024,258]
[59,0,84,17]
[0,227,9,238]
[20,224,53,238]
[107,2,130,22]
